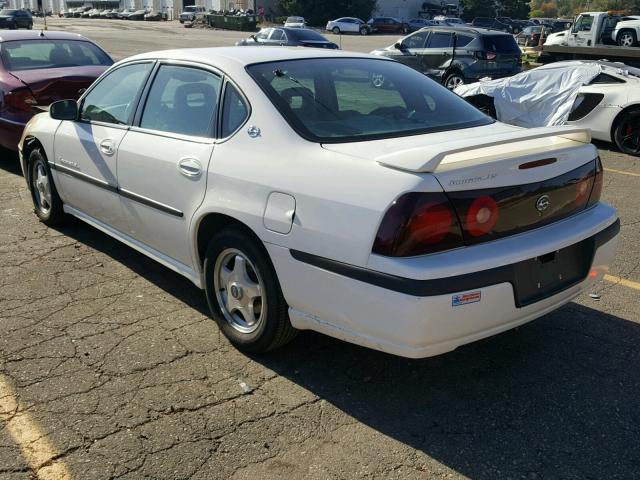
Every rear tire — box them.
[613,109,640,156]
[28,149,65,227]
[359,26,368,35]
[617,30,638,47]
[204,227,297,353]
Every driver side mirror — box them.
[394,41,404,50]
[250,34,257,42]
[50,99,78,121]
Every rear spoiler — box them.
[375,127,592,173]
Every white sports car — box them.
[457,60,640,156]
[19,48,618,358]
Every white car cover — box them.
[454,62,603,127]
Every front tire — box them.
[204,227,297,353]
[444,71,465,90]
[617,30,638,47]
[359,26,368,35]
[332,26,340,34]
[613,109,640,156]
[28,149,65,226]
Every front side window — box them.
[221,84,249,138]
[81,62,152,125]
[0,39,113,71]
[247,58,491,143]
[140,65,221,137]
[270,29,286,41]
[428,32,453,48]
[256,28,271,40]
[404,32,428,49]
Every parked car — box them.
[408,17,436,32]
[127,10,147,21]
[611,15,640,46]
[371,26,522,89]
[236,27,338,48]
[435,17,465,27]
[457,60,640,156]
[144,11,165,21]
[368,17,409,34]
[0,30,113,151]
[470,17,513,33]
[284,16,305,28]
[179,5,205,23]
[117,8,136,19]
[19,48,618,358]
[325,17,370,35]
[88,9,102,18]
[516,25,553,47]
[105,9,120,19]
[80,8,94,18]
[73,7,90,17]
[0,9,32,29]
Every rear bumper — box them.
[268,205,619,358]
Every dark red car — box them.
[0,31,113,151]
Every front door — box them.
[421,31,454,80]
[396,30,429,72]
[54,61,154,230]
[568,14,594,47]
[116,63,222,267]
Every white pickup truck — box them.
[179,5,206,23]
[541,11,640,67]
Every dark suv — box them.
[0,9,33,29]
[371,26,522,89]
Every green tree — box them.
[277,0,378,26]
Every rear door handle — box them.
[178,157,202,178]
[99,139,115,156]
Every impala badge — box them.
[536,194,551,213]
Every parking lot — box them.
[0,17,639,480]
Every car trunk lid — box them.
[8,65,107,106]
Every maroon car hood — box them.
[9,65,108,105]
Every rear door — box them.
[115,63,222,267]
[53,61,153,231]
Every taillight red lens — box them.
[486,51,497,60]
[587,157,603,207]
[466,195,499,237]
[373,192,464,257]
[3,88,37,112]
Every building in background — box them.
[374,0,461,20]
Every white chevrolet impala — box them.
[19,48,619,358]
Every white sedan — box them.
[19,48,618,358]
[456,60,640,156]
[283,16,305,28]
[325,17,370,35]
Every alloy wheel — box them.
[620,32,635,47]
[32,159,52,215]
[445,75,464,90]
[213,248,266,334]
[619,120,640,154]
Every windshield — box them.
[483,35,520,52]
[286,17,304,23]
[1,39,113,71]
[247,58,491,143]
[0,9,17,14]
[184,6,197,11]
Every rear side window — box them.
[482,35,520,52]
[221,84,249,138]
[0,39,113,71]
[454,35,474,47]
[140,65,221,137]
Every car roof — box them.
[124,47,378,67]
[0,30,92,42]
[418,25,511,36]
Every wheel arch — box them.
[610,103,640,143]
[21,136,45,187]
[194,212,266,270]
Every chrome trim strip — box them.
[49,162,118,193]
[119,187,184,218]
[49,162,183,217]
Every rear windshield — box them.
[247,58,491,143]
[0,39,113,71]
[483,35,520,52]
[0,9,17,14]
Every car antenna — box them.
[39,29,45,37]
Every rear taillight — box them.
[587,157,603,207]
[485,51,497,60]
[466,195,499,237]
[3,88,37,112]
[373,192,464,257]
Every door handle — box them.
[177,157,202,178]
[99,139,115,156]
